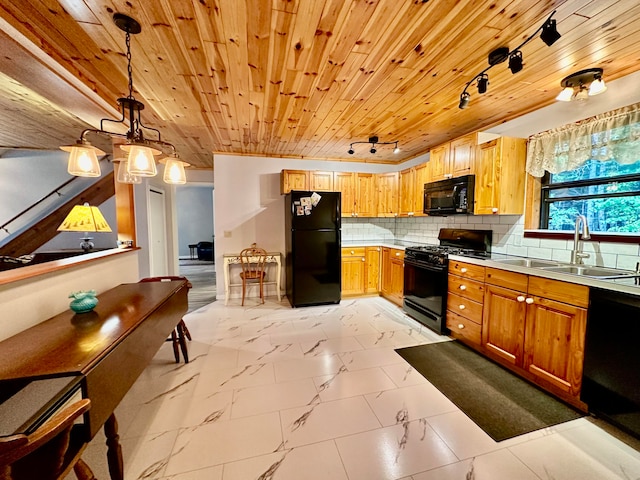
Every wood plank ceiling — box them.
[0,0,639,170]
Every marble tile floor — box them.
[71,297,640,480]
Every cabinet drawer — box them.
[528,276,589,308]
[448,261,485,281]
[448,275,484,303]
[342,247,365,257]
[447,292,483,324]
[485,267,528,291]
[447,311,482,345]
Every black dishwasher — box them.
[582,287,640,438]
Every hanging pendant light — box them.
[60,141,104,177]
[60,13,180,179]
[160,153,190,185]
[115,159,142,184]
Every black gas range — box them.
[403,229,492,334]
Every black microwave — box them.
[423,174,475,215]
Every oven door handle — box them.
[404,258,447,273]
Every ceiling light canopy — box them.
[347,136,399,156]
[458,10,560,109]
[555,68,607,102]
[60,13,185,185]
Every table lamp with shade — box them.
[58,203,113,252]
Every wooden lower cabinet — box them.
[381,247,404,306]
[365,247,381,294]
[341,247,366,296]
[480,266,589,405]
[446,263,485,346]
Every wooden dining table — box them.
[0,279,189,480]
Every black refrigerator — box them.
[285,190,341,307]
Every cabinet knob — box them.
[459,285,467,291]
[354,213,358,217]
[458,304,466,310]
[351,250,355,254]
[458,324,465,329]
[408,212,414,216]
[517,295,525,302]
[460,267,467,273]
[362,258,365,262]
[396,252,401,256]
[525,297,534,304]
[376,248,380,251]
[492,207,499,214]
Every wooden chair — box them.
[239,244,268,305]
[139,276,193,363]
[0,399,95,480]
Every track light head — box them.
[458,92,470,109]
[370,147,377,154]
[477,74,489,94]
[541,18,561,46]
[348,148,354,155]
[393,143,400,154]
[508,51,523,74]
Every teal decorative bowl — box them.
[69,290,99,313]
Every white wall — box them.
[0,250,139,341]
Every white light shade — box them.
[555,87,574,102]
[61,144,105,177]
[161,156,190,184]
[589,78,607,96]
[121,143,161,177]
[575,86,589,101]
[115,160,142,184]
[393,147,400,154]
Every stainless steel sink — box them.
[493,258,561,268]
[539,265,640,278]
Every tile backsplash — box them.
[342,216,640,271]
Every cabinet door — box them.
[334,172,355,217]
[365,247,381,293]
[281,170,309,194]
[381,248,392,295]
[355,173,377,217]
[310,171,334,191]
[482,284,526,366]
[524,297,587,396]
[376,173,399,217]
[413,162,429,217]
[450,133,476,177]
[429,143,450,181]
[474,140,500,214]
[341,255,366,296]
[398,168,415,216]
[389,250,405,305]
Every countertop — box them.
[341,240,640,296]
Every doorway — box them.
[148,187,168,277]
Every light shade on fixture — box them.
[58,203,112,252]
[115,159,142,184]
[160,154,190,185]
[556,68,607,102]
[508,51,523,74]
[61,142,105,177]
[121,142,161,177]
[458,92,470,109]
[477,74,489,94]
[540,18,561,46]
[393,143,400,154]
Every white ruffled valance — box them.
[526,102,640,177]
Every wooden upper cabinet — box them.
[355,173,376,217]
[281,169,309,194]
[429,143,451,181]
[309,171,334,191]
[376,172,399,217]
[399,167,415,216]
[450,133,477,177]
[334,172,355,217]
[413,162,429,216]
[475,137,527,215]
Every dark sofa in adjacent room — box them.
[196,241,214,261]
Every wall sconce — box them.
[60,13,186,184]
[458,10,560,109]
[555,68,607,102]
[347,136,400,155]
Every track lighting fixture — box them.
[458,10,560,109]
[60,13,186,184]
[477,74,489,94]
[508,51,523,74]
[347,136,399,156]
[555,68,607,102]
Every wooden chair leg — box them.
[177,322,189,363]
[73,458,97,480]
[179,319,192,341]
[170,329,180,363]
[241,279,246,306]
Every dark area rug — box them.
[395,341,584,442]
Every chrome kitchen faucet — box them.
[571,215,591,265]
